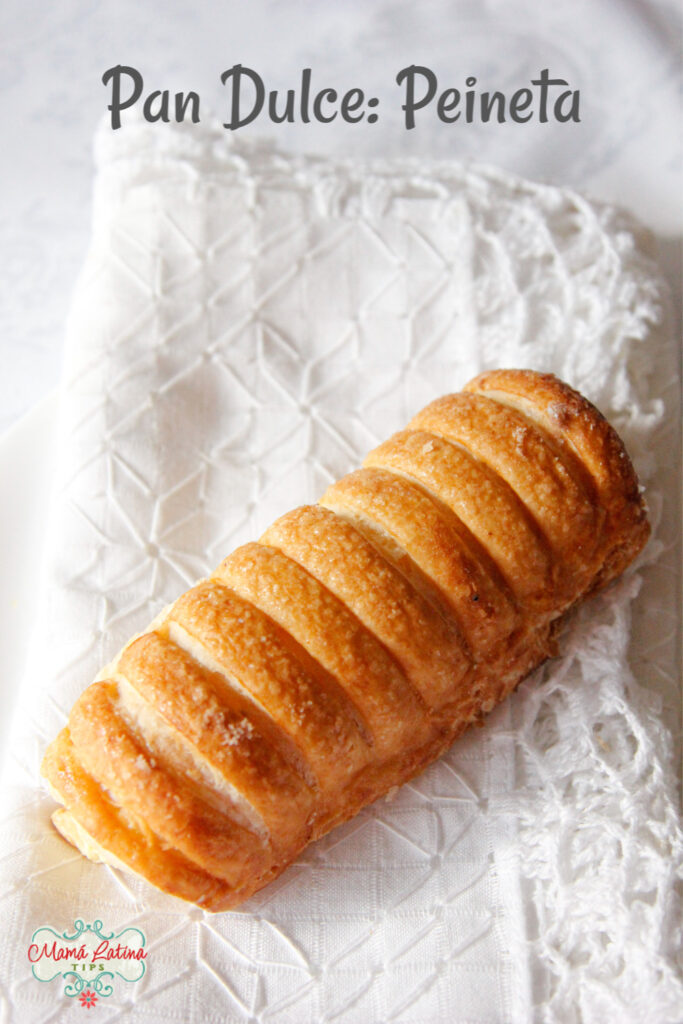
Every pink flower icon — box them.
[78,989,98,1010]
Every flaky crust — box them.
[42,369,650,911]
[464,369,650,592]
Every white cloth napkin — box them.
[0,120,680,1023]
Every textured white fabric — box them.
[0,120,680,1023]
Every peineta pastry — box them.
[42,369,650,910]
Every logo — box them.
[27,919,148,1008]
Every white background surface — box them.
[0,0,681,434]
[1,0,680,758]
[0,0,680,827]
[2,102,679,1024]
[0,5,680,1021]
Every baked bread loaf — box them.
[41,369,650,910]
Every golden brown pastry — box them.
[41,369,650,910]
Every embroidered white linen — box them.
[0,121,680,1023]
